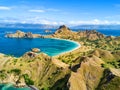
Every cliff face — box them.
[6,30,42,38]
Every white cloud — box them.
[0,17,61,25]
[68,19,115,25]
[0,6,11,10]
[1,17,120,25]
[29,9,45,13]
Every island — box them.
[5,30,44,38]
[0,25,120,90]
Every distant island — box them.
[6,30,44,38]
[0,25,120,90]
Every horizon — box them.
[0,0,120,25]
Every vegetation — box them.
[10,69,21,75]
[23,74,34,85]
[101,60,120,69]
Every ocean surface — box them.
[0,27,120,90]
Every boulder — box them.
[31,48,40,53]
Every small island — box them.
[5,30,44,38]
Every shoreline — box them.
[49,38,81,57]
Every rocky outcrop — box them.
[6,30,42,38]
[31,48,40,53]
[45,30,51,33]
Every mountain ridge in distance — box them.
[1,23,120,30]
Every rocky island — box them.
[6,30,43,38]
[1,25,120,90]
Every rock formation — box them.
[45,30,51,33]
[31,48,40,53]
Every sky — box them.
[0,0,120,25]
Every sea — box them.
[0,27,120,90]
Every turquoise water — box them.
[0,38,79,57]
[0,84,31,90]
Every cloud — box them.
[0,6,11,10]
[1,17,120,25]
[0,17,64,25]
[28,8,60,13]
[29,9,45,13]
[68,19,120,25]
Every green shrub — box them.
[10,69,21,75]
[23,74,34,85]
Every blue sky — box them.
[0,0,120,25]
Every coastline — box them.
[49,38,81,57]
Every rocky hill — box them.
[50,25,105,40]
[77,30,105,40]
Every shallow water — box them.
[0,84,31,90]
